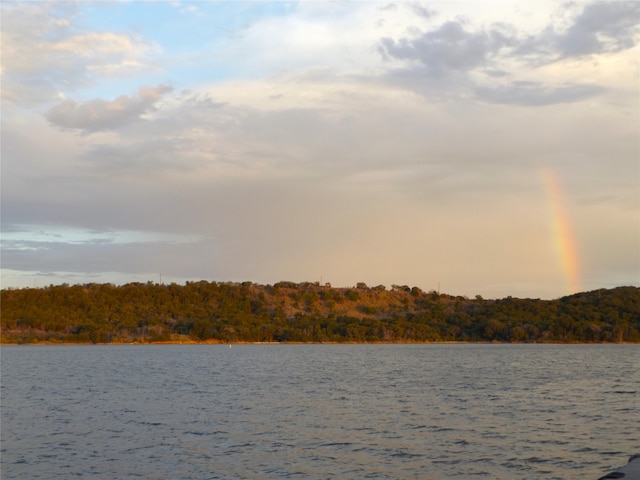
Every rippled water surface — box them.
[1,344,637,479]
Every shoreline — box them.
[2,340,636,346]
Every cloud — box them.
[1,2,159,106]
[514,2,640,63]
[45,85,173,133]
[170,2,200,16]
[555,1,640,57]
[408,3,435,20]
[2,1,638,298]
[475,81,605,106]
[0,223,215,283]
[1,235,217,278]
[379,20,511,75]
[376,1,639,101]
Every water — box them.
[1,344,637,479]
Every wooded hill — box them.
[1,282,638,344]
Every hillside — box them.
[1,282,638,344]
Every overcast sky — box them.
[1,1,638,299]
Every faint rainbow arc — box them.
[541,168,581,294]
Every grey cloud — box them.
[1,237,217,278]
[377,2,435,19]
[83,136,207,174]
[408,3,435,20]
[476,81,605,106]
[46,85,173,133]
[376,2,633,105]
[378,3,398,12]
[557,1,640,57]
[484,69,510,77]
[0,224,32,234]
[513,2,639,62]
[379,21,513,75]
[178,92,227,111]
[378,1,639,77]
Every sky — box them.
[1,0,639,299]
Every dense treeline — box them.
[1,281,638,344]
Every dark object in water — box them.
[599,455,640,480]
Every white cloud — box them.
[1,2,159,106]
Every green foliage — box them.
[1,283,638,344]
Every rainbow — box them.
[541,168,581,294]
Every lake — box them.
[1,344,637,479]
